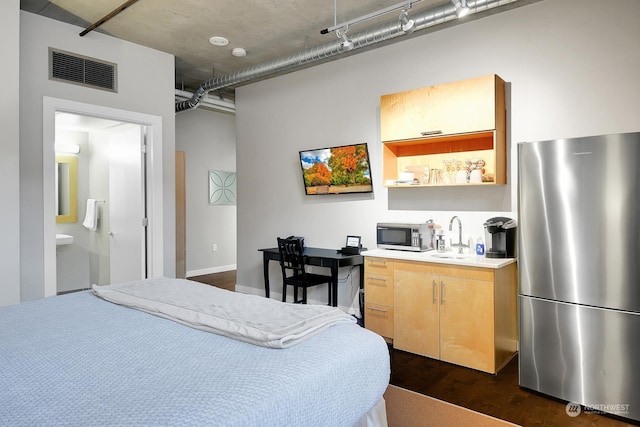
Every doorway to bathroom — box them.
[54,114,147,293]
[43,97,165,297]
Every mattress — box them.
[0,289,390,426]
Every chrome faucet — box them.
[449,215,469,254]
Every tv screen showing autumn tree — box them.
[299,143,373,195]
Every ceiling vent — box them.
[49,48,117,92]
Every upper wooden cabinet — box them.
[381,74,505,141]
[380,74,507,187]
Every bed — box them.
[0,277,390,426]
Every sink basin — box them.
[430,253,472,260]
[56,234,74,246]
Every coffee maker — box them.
[483,217,517,258]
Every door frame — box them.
[43,97,164,297]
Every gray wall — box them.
[175,108,237,275]
[18,11,176,302]
[0,0,20,306]
[234,0,640,309]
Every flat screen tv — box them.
[299,143,373,195]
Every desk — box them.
[258,247,364,309]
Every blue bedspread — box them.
[0,291,390,427]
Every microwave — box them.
[376,223,433,252]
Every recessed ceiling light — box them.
[232,48,247,57]
[209,36,229,46]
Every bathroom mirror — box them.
[55,154,78,223]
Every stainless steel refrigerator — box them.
[518,132,640,422]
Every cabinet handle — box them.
[420,130,443,136]
[440,281,445,305]
[432,280,437,305]
[368,306,388,313]
[367,277,387,283]
[369,260,387,265]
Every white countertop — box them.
[361,248,516,269]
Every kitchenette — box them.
[362,216,518,375]
[359,73,518,375]
[362,71,640,422]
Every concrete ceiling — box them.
[21,0,528,100]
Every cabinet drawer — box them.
[398,260,494,281]
[365,303,394,339]
[365,257,394,274]
[365,273,394,306]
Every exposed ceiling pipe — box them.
[175,89,235,113]
[79,0,140,37]
[175,0,519,113]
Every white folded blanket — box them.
[92,277,356,348]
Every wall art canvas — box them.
[209,170,236,205]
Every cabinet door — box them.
[439,276,495,373]
[394,268,439,359]
[381,75,499,142]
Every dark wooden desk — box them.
[258,247,364,309]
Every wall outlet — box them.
[212,244,218,252]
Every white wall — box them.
[175,108,237,275]
[19,11,176,301]
[234,0,640,309]
[0,0,20,306]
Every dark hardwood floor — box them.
[390,349,638,427]
[188,270,236,292]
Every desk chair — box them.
[277,237,332,304]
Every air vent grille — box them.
[49,48,117,92]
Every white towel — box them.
[82,199,99,231]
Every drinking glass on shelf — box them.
[429,168,443,184]
[443,159,455,184]
[421,165,430,184]
[476,159,486,178]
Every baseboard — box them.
[234,283,265,296]
[186,264,237,277]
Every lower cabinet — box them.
[365,257,517,374]
[393,263,439,359]
[438,275,495,372]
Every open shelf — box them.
[383,130,505,187]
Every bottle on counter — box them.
[436,232,446,253]
[475,237,485,257]
[468,237,475,254]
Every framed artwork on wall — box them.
[209,170,236,205]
